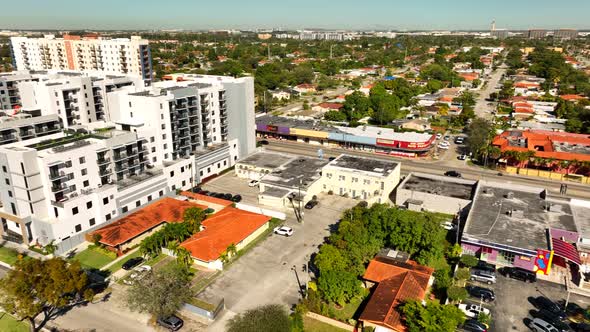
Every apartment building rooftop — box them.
[401,173,476,200]
[238,151,294,169]
[261,156,329,190]
[325,154,398,177]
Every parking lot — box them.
[200,170,261,206]
[465,274,590,331]
[196,173,357,330]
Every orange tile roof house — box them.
[359,256,434,332]
[180,207,271,270]
[89,197,207,253]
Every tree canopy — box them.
[400,300,465,332]
[226,304,291,332]
[466,118,495,161]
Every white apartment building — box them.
[10,35,153,83]
[0,71,36,110]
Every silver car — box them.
[470,269,496,284]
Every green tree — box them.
[291,65,315,85]
[0,258,93,332]
[174,246,194,268]
[317,270,361,306]
[455,268,471,281]
[126,263,193,319]
[460,255,479,268]
[401,300,465,332]
[183,207,206,234]
[324,110,347,122]
[478,312,492,326]
[466,118,494,161]
[447,286,468,302]
[314,244,348,273]
[226,304,291,332]
[43,240,58,255]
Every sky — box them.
[1,0,589,31]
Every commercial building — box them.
[491,29,509,39]
[527,29,547,39]
[256,115,436,157]
[395,172,476,214]
[10,35,153,83]
[554,29,578,39]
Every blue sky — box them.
[1,0,589,30]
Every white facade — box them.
[11,35,153,83]
[0,71,36,110]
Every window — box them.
[161,124,166,130]
[150,136,155,143]
[182,180,186,187]
[159,190,164,197]
[128,102,132,107]
[162,134,166,139]
[1,166,6,173]
[130,112,133,118]
[217,163,221,168]
[8,190,12,197]
[160,103,163,109]
[338,175,345,181]
[181,166,184,173]
[326,173,332,179]
[103,197,109,205]
[481,247,493,254]
[79,157,86,164]
[122,206,128,213]
[152,157,157,162]
[83,180,89,187]
[89,218,95,226]
[364,179,371,185]
[10,203,16,214]
[5,179,9,185]
[171,185,176,191]
[170,171,174,177]
[352,177,358,183]
[136,200,141,207]
[224,160,227,166]
[500,251,515,264]
[72,207,79,215]
[163,143,167,149]
[86,201,92,209]
[207,167,211,173]
[75,224,82,232]
[81,168,88,176]
[105,213,111,221]
[147,195,152,202]
[200,170,203,176]
[151,147,156,153]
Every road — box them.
[264,140,590,199]
[474,64,506,119]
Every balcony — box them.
[97,157,110,165]
[49,170,69,181]
[51,182,68,193]
[0,134,16,143]
[99,166,112,176]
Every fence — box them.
[182,297,224,321]
[505,166,590,184]
[235,202,286,220]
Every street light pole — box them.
[299,179,304,224]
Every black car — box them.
[231,194,242,203]
[328,157,336,161]
[444,170,462,178]
[260,140,269,145]
[122,257,144,270]
[199,190,210,196]
[531,297,566,318]
[211,193,225,198]
[222,193,233,200]
[476,260,496,273]
[466,285,495,302]
[304,200,319,209]
[500,266,536,283]
[157,315,183,331]
[462,319,487,332]
[571,322,590,332]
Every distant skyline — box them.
[1,0,590,31]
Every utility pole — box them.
[299,179,304,224]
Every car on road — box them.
[528,317,560,332]
[458,154,467,160]
[462,319,488,332]
[231,194,242,203]
[438,144,450,150]
[457,303,490,318]
[274,226,293,237]
[304,200,319,209]
[444,170,462,178]
[470,269,496,284]
[440,221,457,231]
[465,285,495,302]
[260,140,269,145]
[444,135,451,141]
[157,315,184,331]
[122,257,144,270]
[436,133,442,139]
[499,266,536,283]
[248,179,260,187]
[530,297,566,319]
[455,137,465,144]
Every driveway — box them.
[199,194,357,331]
[465,275,590,331]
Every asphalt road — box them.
[263,140,590,199]
[474,64,507,119]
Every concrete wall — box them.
[235,203,286,220]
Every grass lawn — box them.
[0,313,29,332]
[328,291,368,322]
[105,250,143,273]
[0,246,22,265]
[303,316,348,332]
[71,247,116,270]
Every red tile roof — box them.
[514,81,540,89]
[360,259,433,332]
[560,94,587,101]
[318,102,344,110]
[91,198,207,247]
[493,130,590,162]
[180,207,271,262]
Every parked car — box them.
[455,137,465,144]
[328,157,336,161]
[457,303,490,318]
[304,200,319,209]
[274,226,293,237]
[231,194,242,203]
[476,260,496,273]
[248,180,260,187]
[222,193,233,200]
[439,140,450,146]
[531,297,566,319]
[438,144,449,150]
[462,319,488,332]
[458,154,467,160]
[531,310,570,331]
[436,133,442,139]
[470,269,496,284]
[444,135,451,141]
[465,285,495,302]
[124,265,152,285]
[440,221,457,231]
[528,318,560,332]
[444,170,462,178]
[157,315,184,331]
[259,140,269,145]
[122,257,144,270]
[499,266,537,283]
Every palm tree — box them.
[226,243,237,259]
[175,247,193,268]
[219,250,229,264]
[558,160,571,174]
[184,207,206,234]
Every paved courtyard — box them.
[200,170,261,206]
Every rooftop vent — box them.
[504,192,514,199]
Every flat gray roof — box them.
[401,173,475,200]
[326,154,398,177]
[238,151,294,169]
[260,186,291,198]
[463,183,584,252]
[261,156,329,190]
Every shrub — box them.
[460,254,479,268]
[478,312,491,326]
[455,267,471,281]
[447,286,468,302]
[433,268,452,291]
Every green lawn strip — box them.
[303,316,348,332]
[0,313,29,332]
[0,246,22,265]
[144,253,168,267]
[328,290,369,322]
[105,250,143,274]
[71,247,116,270]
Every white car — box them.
[124,265,152,285]
[458,154,467,160]
[436,133,442,139]
[274,226,293,237]
[457,303,491,318]
[440,221,457,231]
[248,180,260,187]
[439,140,450,146]
[438,144,449,150]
